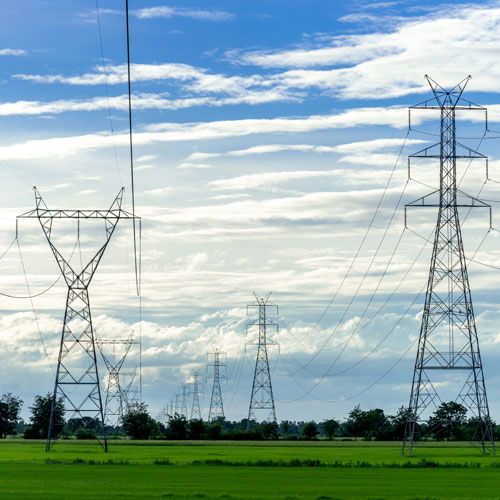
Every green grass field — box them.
[1,440,499,499]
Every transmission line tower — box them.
[96,333,138,427]
[402,76,495,455]
[174,393,182,415]
[207,348,226,421]
[247,293,279,426]
[181,384,189,417]
[18,187,138,451]
[190,371,203,420]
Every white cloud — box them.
[0,48,26,56]
[177,162,212,170]
[133,6,233,21]
[0,91,300,116]
[0,108,413,161]
[209,170,346,191]
[227,4,500,99]
[185,138,426,162]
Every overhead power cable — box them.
[125,0,140,297]
[95,0,123,185]
[282,131,410,359]
[17,238,55,375]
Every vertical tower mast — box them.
[181,384,189,418]
[208,348,226,421]
[190,371,202,420]
[403,76,494,455]
[247,293,278,426]
[18,187,139,451]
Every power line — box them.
[16,238,55,375]
[125,0,139,297]
[95,0,123,185]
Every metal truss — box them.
[190,371,203,420]
[97,334,139,427]
[402,76,495,455]
[207,348,226,421]
[18,187,139,451]
[181,384,189,418]
[247,293,278,426]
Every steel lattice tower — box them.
[190,371,203,420]
[402,76,495,455]
[207,348,226,421]
[174,393,182,415]
[97,335,138,427]
[18,187,138,451]
[247,293,279,426]
[181,385,189,418]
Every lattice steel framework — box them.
[207,348,226,421]
[402,76,495,455]
[190,371,203,420]
[247,293,278,426]
[18,187,138,451]
[181,384,189,418]
[97,335,138,427]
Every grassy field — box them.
[0,440,499,499]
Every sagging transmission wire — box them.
[277,129,493,402]
[280,130,411,359]
[0,237,78,299]
[278,219,492,404]
[281,159,411,374]
[125,0,140,297]
[95,0,123,185]
[277,225,432,378]
[16,238,55,375]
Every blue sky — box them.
[2,0,500,423]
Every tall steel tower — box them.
[190,371,202,420]
[207,348,226,421]
[174,393,182,415]
[96,334,138,427]
[402,76,494,455]
[247,293,279,425]
[18,187,138,451]
[181,384,189,418]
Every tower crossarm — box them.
[17,187,139,289]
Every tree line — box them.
[1,392,498,442]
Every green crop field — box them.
[1,440,500,500]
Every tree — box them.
[122,402,157,440]
[321,419,339,440]
[280,420,291,438]
[0,393,23,438]
[428,401,467,441]
[385,406,414,440]
[260,421,279,440]
[27,393,65,439]
[301,421,318,440]
[345,405,387,438]
[164,413,188,440]
[189,419,205,440]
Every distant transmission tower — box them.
[190,371,203,420]
[18,187,138,452]
[247,293,279,426]
[97,334,138,427]
[207,348,226,421]
[174,393,182,415]
[181,384,189,417]
[403,76,495,455]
